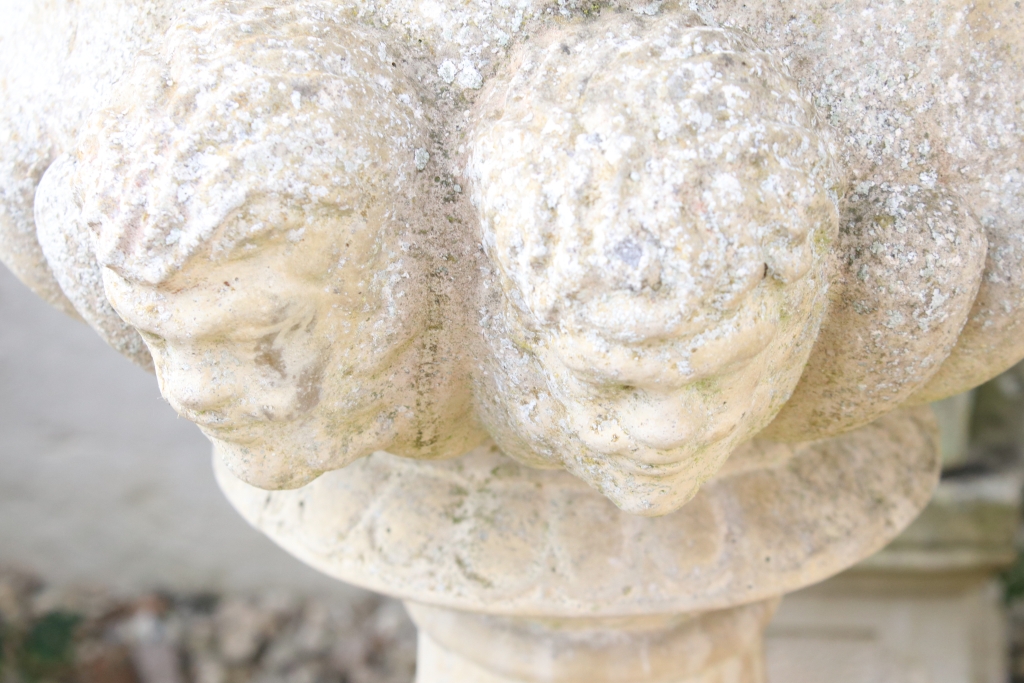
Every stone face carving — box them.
[471,15,840,514]
[0,0,174,319]
[5,0,1016,679]
[68,3,486,489]
[4,0,1017,515]
[35,153,155,370]
[1,2,1018,509]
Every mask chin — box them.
[212,438,324,491]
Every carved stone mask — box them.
[9,0,1003,516]
[469,16,840,514]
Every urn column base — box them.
[406,599,778,683]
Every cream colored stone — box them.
[215,407,938,615]
[34,153,153,370]
[4,2,1008,678]
[2,0,1015,513]
[768,579,1007,683]
[408,600,777,683]
[0,0,175,316]
[765,184,987,440]
[213,407,937,680]
[77,2,486,489]
[687,0,1024,403]
[470,14,839,514]
[766,464,1021,683]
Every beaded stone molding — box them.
[2,0,1019,515]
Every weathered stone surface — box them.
[76,1,486,490]
[766,184,987,440]
[1,0,1014,515]
[34,153,153,370]
[688,0,1024,401]
[409,600,777,683]
[0,0,174,315]
[5,2,1003,678]
[217,407,938,616]
[471,14,839,514]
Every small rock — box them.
[131,643,185,683]
[216,599,280,664]
[191,655,227,683]
[330,635,370,671]
[369,601,411,642]
[76,641,141,683]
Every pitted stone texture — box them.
[0,0,81,316]
[78,1,424,286]
[0,0,677,317]
[217,408,938,616]
[0,0,1013,515]
[766,184,986,441]
[470,14,839,515]
[34,154,154,370]
[76,0,485,489]
[689,0,1024,401]
[0,0,175,315]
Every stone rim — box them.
[217,407,939,616]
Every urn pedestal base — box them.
[408,600,777,683]
[216,409,939,682]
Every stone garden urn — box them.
[2,0,1022,680]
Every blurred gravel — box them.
[0,568,416,683]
